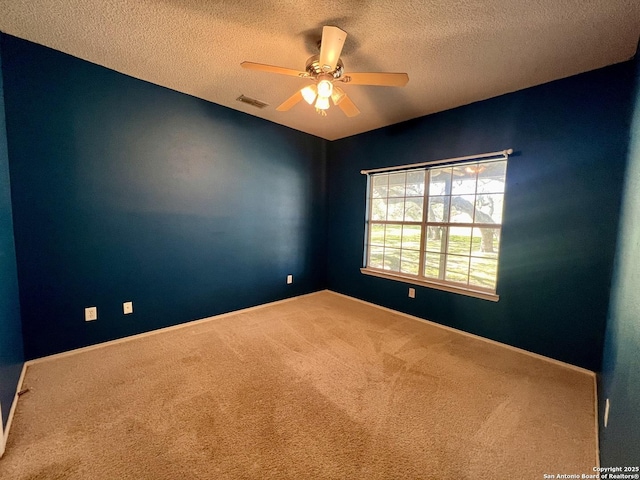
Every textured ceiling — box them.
[1,1,639,140]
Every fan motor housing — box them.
[305,55,344,79]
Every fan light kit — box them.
[241,26,409,117]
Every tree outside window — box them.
[365,159,507,295]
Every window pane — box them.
[401,249,420,263]
[383,247,401,272]
[424,252,444,279]
[406,170,425,196]
[469,258,498,290]
[475,194,504,224]
[445,255,470,284]
[385,224,402,247]
[401,225,421,250]
[429,168,451,195]
[364,158,506,295]
[401,261,419,275]
[368,246,384,268]
[404,197,423,221]
[388,172,406,197]
[477,161,506,194]
[448,227,472,255]
[450,195,475,223]
[425,226,447,253]
[371,198,387,221]
[451,165,477,195]
[387,198,405,221]
[372,174,389,198]
[428,196,450,222]
[400,249,420,275]
[370,223,386,246]
[471,227,500,259]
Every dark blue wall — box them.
[0,39,24,429]
[599,52,640,466]
[326,61,636,370]
[1,34,327,360]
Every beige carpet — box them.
[0,291,596,479]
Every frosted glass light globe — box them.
[317,79,334,98]
[315,96,330,110]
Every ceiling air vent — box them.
[236,95,269,109]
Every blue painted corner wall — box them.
[0,38,24,430]
[326,61,636,371]
[0,34,327,359]
[598,52,640,466]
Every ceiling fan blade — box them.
[241,61,307,78]
[319,26,347,73]
[276,90,304,111]
[336,93,360,117]
[343,72,409,87]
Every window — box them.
[362,158,508,301]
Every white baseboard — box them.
[0,362,27,458]
[329,290,601,464]
[327,290,595,377]
[1,291,325,457]
[28,290,324,366]
[3,289,598,462]
[24,287,596,375]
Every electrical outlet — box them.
[85,307,97,322]
[408,288,415,298]
[287,275,293,284]
[123,301,133,314]
[604,398,610,428]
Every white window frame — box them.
[360,150,511,302]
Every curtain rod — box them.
[360,149,513,175]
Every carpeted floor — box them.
[0,291,596,479]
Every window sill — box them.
[360,268,500,302]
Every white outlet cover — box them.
[123,301,133,314]
[85,307,97,322]
[287,275,293,284]
[604,398,610,428]
[408,288,416,298]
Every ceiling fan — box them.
[241,26,409,117]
